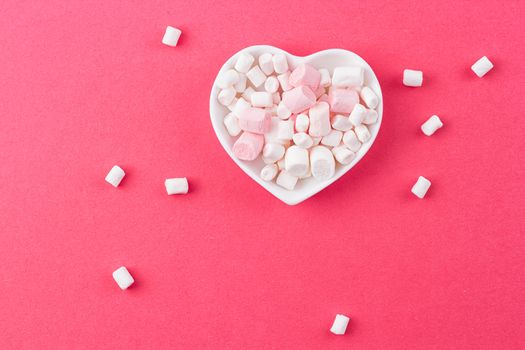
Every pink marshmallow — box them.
[237,107,271,134]
[329,88,359,114]
[282,86,316,114]
[233,132,264,161]
[288,63,321,91]
[318,94,329,103]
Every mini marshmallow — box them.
[223,113,241,137]
[277,158,286,171]
[421,115,443,136]
[265,117,288,145]
[403,69,423,87]
[332,146,356,165]
[321,129,343,147]
[360,86,379,109]
[471,56,493,78]
[105,165,125,187]
[233,132,264,161]
[293,132,314,148]
[263,143,285,163]
[276,171,298,190]
[234,73,247,93]
[332,66,364,87]
[264,76,280,93]
[277,72,292,91]
[251,92,273,108]
[314,86,326,99]
[329,88,359,114]
[242,87,255,101]
[226,97,238,112]
[232,97,252,117]
[331,114,353,132]
[277,101,292,120]
[277,119,294,141]
[272,53,289,74]
[343,130,362,152]
[289,63,321,91]
[282,86,317,114]
[235,53,255,73]
[218,87,236,106]
[330,314,350,335]
[319,68,331,87]
[162,26,182,47]
[112,266,134,290]
[295,114,310,133]
[272,92,281,104]
[246,66,267,88]
[354,124,371,143]
[348,103,367,126]
[310,146,335,181]
[259,53,274,75]
[237,107,271,134]
[217,69,240,89]
[362,109,378,125]
[285,145,309,177]
[260,163,278,181]
[308,102,331,137]
[411,176,431,199]
[165,178,189,195]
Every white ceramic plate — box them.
[210,45,383,205]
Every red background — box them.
[0,0,524,349]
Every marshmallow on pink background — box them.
[288,63,321,91]
[233,132,264,160]
[237,108,271,134]
[282,86,316,114]
[329,88,359,114]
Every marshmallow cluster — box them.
[217,52,380,191]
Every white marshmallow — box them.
[234,73,247,93]
[276,171,298,190]
[241,86,255,101]
[330,314,350,335]
[105,165,125,187]
[262,143,285,164]
[343,130,361,152]
[319,68,331,87]
[265,117,289,145]
[260,163,278,181]
[250,91,273,108]
[354,124,371,143]
[403,69,423,87]
[217,69,240,89]
[421,115,443,136]
[272,92,281,104]
[259,53,274,75]
[308,102,331,137]
[277,72,292,91]
[411,176,431,199]
[246,66,267,88]
[112,266,134,290]
[471,56,493,78]
[310,146,335,181]
[165,177,189,195]
[264,76,280,93]
[321,129,343,147]
[277,101,292,120]
[232,97,251,117]
[218,87,236,106]
[332,146,356,165]
[360,86,379,109]
[332,66,364,87]
[285,145,309,177]
[277,158,286,171]
[161,26,182,47]
[226,97,238,112]
[331,114,353,132]
[223,113,241,137]
[293,132,314,149]
[349,103,366,126]
[295,114,310,133]
[362,109,378,125]
[234,53,255,73]
[272,53,289,74]
[277,119,294,141]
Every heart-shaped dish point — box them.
[210,45,383,205]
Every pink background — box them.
[0,0,524,349]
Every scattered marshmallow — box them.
[235,53,255,73]
[362,109,378,125]
[295,114,310,133]
[348,103,367,126]
[105,165,125,187]
[471,56,493,78]
[354,124,371,143]
[360,86,379,109]
[310,146,335,180]
[260,163,278,181]
[217,69,240,89]
[259,53,274,75]
[343,130,362,152]
[330,314,350,335]
[332,66,364,87]
[165,178,189,195]
[331,114,353,132]
[272,53,289,74]
[251,92,273,108]
[293,132,314,148]
[411,176,431,199]
[223,113,241,137]
[421,115,443,136]
[246,66,267,88]
[332,146,356,165]
[276,170,298,190]
[218,87,236,106]
[264,76,280,93]
[162,26,182,47]
[112,266,134,290]
[321,129,343,147]
[403,69,423,87]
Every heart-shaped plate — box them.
[210,45,383,205]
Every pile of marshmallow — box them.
[215,52,380,190]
